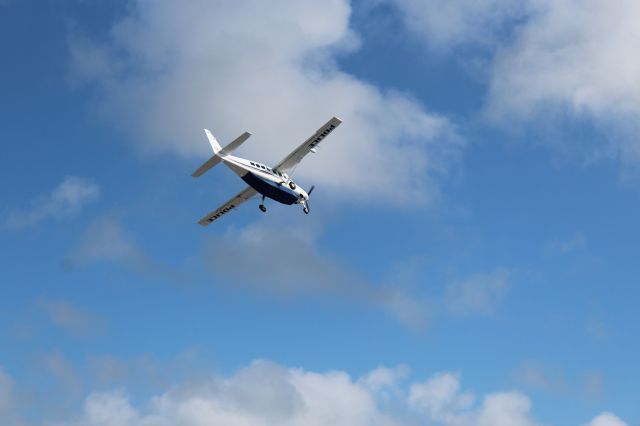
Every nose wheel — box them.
[303,206,309,214]
[259,195,267,213]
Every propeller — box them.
[303,185,315,214]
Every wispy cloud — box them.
[41,350,83,395]
[0,367,13,416]
[3,176,99,230]
[546,232,588,255]
[37,298,106,338]
[444,268,511,316]
[65,214,186,283]
[204,219,430,329]
[513,361,606,400]
[202,218,517,329]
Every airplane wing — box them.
[197,186,257,226]
[273,116,342,173]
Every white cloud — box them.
[69,0,462,204]
[53,361,548,426]
[2,358,628,425]
[585,412,629,426]
[484,0,640,165]
[445,268,511,316]
[3,176,99,230]
[409,372,540,426]
[408,372,476,423]
[388,0,528,50]
[488,0,640,119]
[388,0,640,167]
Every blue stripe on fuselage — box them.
[241,172,299,205]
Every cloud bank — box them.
[23,360,622,425]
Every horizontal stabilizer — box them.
[220,131,251,156]
[192,155,223,177]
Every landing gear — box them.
[259,204,267,213]
[303,206,309,214]
[289,181,296,190]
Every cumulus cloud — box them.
[204,218,430,329]
[52,361,546,426]
[2,176,99,230]
[1,358,628,425]
[408,372,476,423]
[585,412,629,426]
[387,0,640,168]
[69,0,462,204]
[484,0,640,165]
[487,0,640,120]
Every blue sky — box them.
[1,0,639,425]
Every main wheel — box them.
[303,206,309,214]
[259,204,267,212]
[289,181,296,190]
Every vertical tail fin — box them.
[204,129,222,154]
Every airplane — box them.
[192,116,342,225]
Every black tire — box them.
[303,207,309,214]
[289,181,296,190]
[259,204,267,212]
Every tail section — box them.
[192,130,252,178]
[204,129,222,154]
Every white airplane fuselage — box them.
[222,155,308,205]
